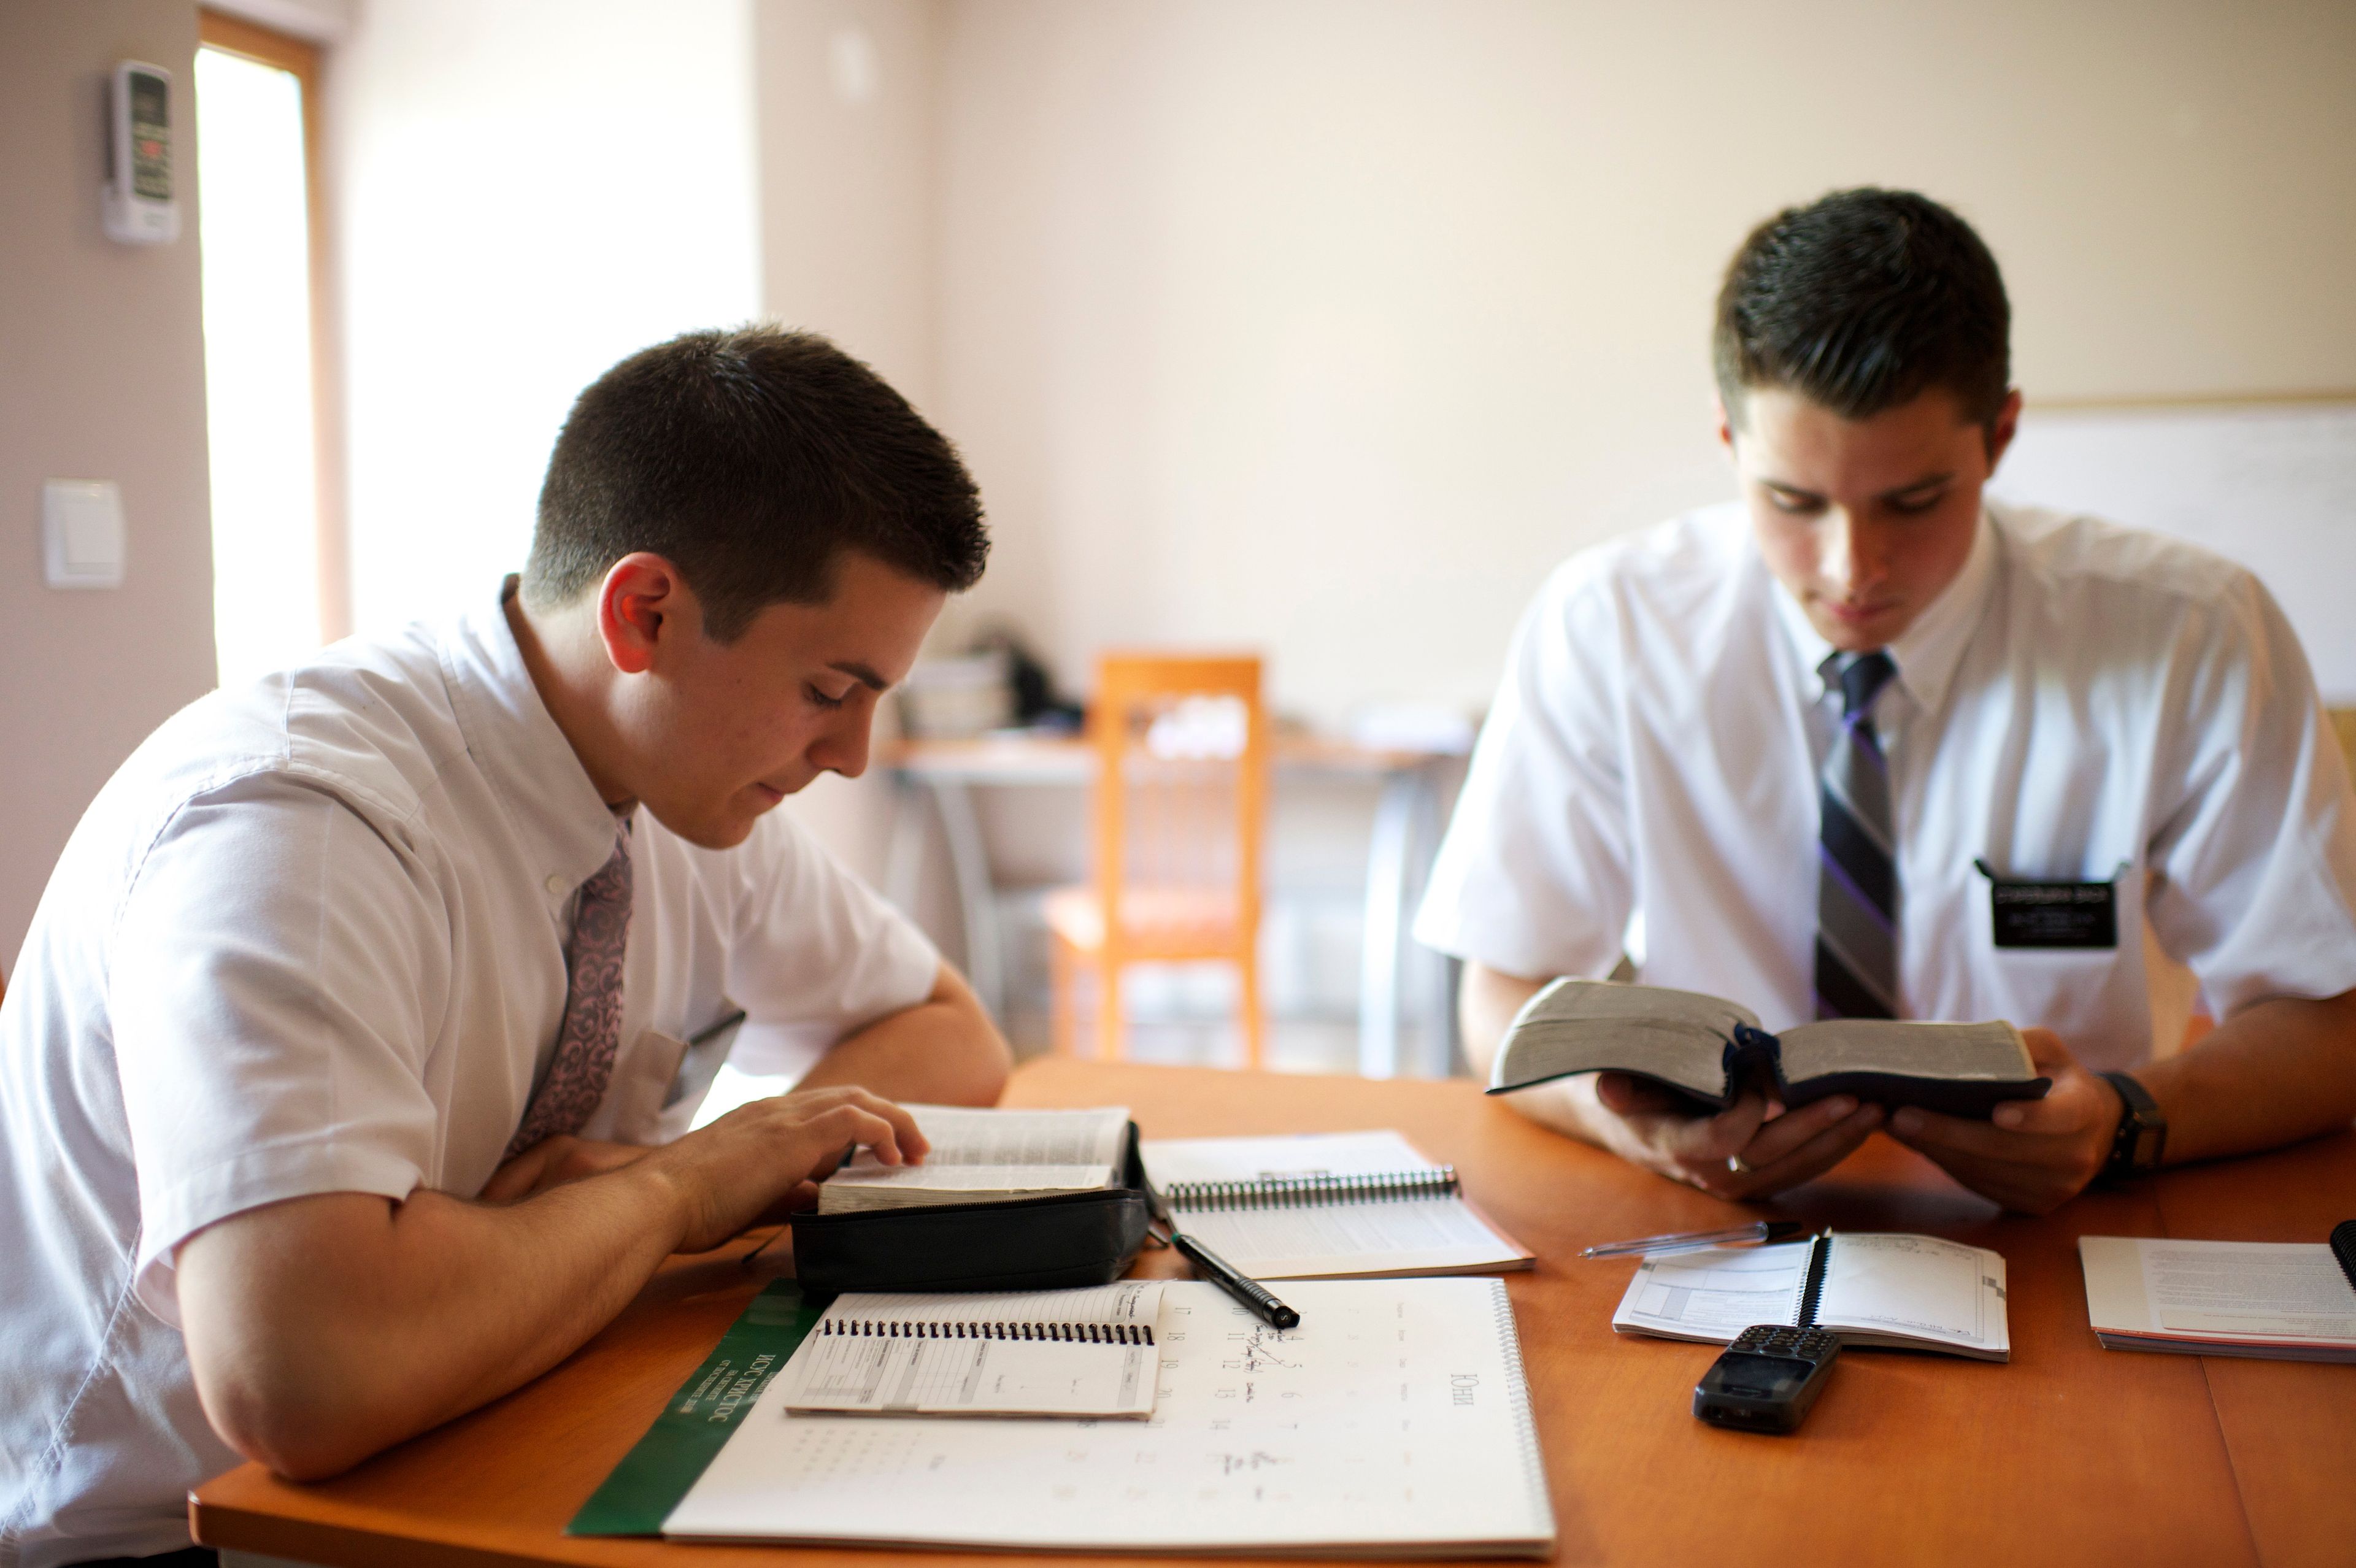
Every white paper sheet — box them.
[1611,1240,1812,1341]
[666,1278,1556,1556]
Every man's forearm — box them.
[1459,961,1601,1142]
[797,963,1011,1107]
[2137,989,2356,1165]
[182,1169,688,1480]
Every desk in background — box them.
[882,733,1461,1077]
[194,1059,2356,1568]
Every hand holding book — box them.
[1885,1024,2126,1214]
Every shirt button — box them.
[544,874,567,896]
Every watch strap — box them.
[2098,1070,2167,1181]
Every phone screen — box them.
[129,71,170,199]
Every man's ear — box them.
[1982,386,2024,472]
[1713,391,1739,459]
[594,553,688,676]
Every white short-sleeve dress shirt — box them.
[0,583,939,1567]
[1415,501,2356,1067]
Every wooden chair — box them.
[1046,654,1267,1066]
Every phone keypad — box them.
[1731,1325,1841,1359]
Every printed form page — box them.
[1612,1241,1812,1342]
[780,1283,1169,1418]
[1815,1234,2009,1359]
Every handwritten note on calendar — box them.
[663,1277,1555,1556]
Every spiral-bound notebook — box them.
[777,1283,1166,1417]
[1611,1231,2010,1361]
[663,1277,1557,1557]
[1141,1131,1533,1280]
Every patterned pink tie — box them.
[507,824,633,1157]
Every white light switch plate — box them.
[44,479,126,588]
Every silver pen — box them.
[1579,1219,1805,1259]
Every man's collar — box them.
[440,577,629,891]
[1768,507,1999,720]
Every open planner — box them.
[664,1277,1557,1557]
[1612,1231,2010,1361]
[2079,1237,2356,1362]
[1141,1130,1533,1278]
[817,1104,1130,1213]
[777,1283,1166,1417]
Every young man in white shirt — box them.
[1417,189,2356,1215]
[0,328,1013,1567]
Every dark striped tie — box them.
[1815,651,1899,1020]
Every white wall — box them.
[750,0,946,884]
[330,0,761,638]
[1,0,220,969]
[928,0,2356,726]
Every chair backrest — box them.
[2331,708,2356,778]
[1089,653,1266,953]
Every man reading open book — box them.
[1416,190,2356,1213]
[0,329,1009,1566]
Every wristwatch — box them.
[2098,1070,2168,1182]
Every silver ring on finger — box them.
[1726,1153,1754,1175]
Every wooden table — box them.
[192,1059,2356,1567]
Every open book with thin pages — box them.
[1611,1231,2010,1361]
[1493,978,2048,1118]
[817,1104,1130,1213]
[1142,1130,1532,1279]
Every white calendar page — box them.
[663,1278,1555,1557]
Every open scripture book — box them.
[1611,1231,2011,1361]
[1142,1130,1533,1279]
[1493,978,2049,1118]
[776,1283,1166,1417]
[816,1104,1130,1213]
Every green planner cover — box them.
[567,1280,825,1537]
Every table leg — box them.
[1358,770,1417,1078]
[882,772,929,916]
[931,778,1006,1023]
[1407,766,1457,1078]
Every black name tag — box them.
[1977,860,2119,949]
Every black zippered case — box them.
[786,1122,1155,1293]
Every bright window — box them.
[194,28,325,687]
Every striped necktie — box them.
[507,823,634,1156]
[1815,651,1900,1020]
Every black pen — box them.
[1171,1231,1301,1329]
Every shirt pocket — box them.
[1968,861,2150,1062]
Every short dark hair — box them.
[524,326,987,640]
[1713,188,2011,432]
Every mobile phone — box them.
[1692,1324,1841,1433]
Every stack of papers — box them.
[2079,1237,2356,1362]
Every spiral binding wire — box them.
[1488,1277,1553,1532]
[1163,1167,1461,1212]
[818,1318,1155,1345]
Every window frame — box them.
[196,9,348,642]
